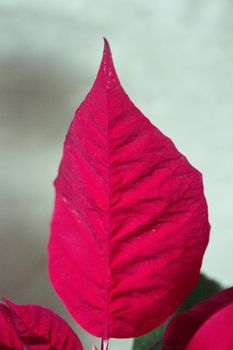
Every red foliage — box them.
[48,39,210,338]
[162,287,233,350]
[0,299,83,350]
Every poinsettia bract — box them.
[162,287,233,350]
[0,299,83,350]
[48,39,210,339]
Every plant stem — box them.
[101,338,109,350]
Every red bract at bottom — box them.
[0,299,83,350]
[162,287,233,350]
[48,38,210,340]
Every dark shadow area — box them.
[0,50,91,323]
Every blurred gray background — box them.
[0,0,233,349]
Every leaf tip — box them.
[2,297,18,313]
[2,297,11,305]
[2,298,27,316]
[99,37,119,84]
[103,37,111,55]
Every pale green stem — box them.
[101,338,109,350]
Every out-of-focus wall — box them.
[0,1,233,349]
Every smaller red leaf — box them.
[162,287,233,350]
[4,298,83,350]
[187,302,233,350]
[0,303,23,350]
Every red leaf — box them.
[48,38,210,338]
[162,287,233,350]
[0,303,23,350]
[4,299,83,350]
